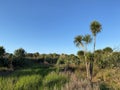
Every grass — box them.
[0,64,120,90]
[0,64,68,90]
[0,75,42,90]
[14,75,42,90]
[43,72,68,90]
[94,68,120,90]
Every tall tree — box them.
[74,34,92,78]
[90,21,102,80]
[82,34,92,78]
[90,21,102,52]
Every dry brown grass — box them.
[60,72,100,90]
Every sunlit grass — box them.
[43,71,68,90]
[0,65,68,90]
[0,64,120,90]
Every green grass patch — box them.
[43,72,68,90]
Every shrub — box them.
[0,58,9,67]
[99,82,110,90]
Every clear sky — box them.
[0,0,120,54]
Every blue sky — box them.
[0,0,120,54]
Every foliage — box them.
[0,58,9,67]
[74,34,92,79]
[0,46,5,57]
[103,47,113,53]
[0,45,120,90]
[74,35,83,48]
[14,48,26,58]
[90,21,102,36]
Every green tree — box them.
[0,46,5,58]
[14,48,26,59]
[90,21,102,52]
[74,34,92,78]
[8,54,14,71]
[13,48,28,67]
[77,50,84,57]
[77,50,84,63]
[90,21,102,80]
[82,34,92,78]
[103,47,113,53]
[0,46,6,66]
[74,35,84,48]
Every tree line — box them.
[0,46,119,71]
[0,47,79,70]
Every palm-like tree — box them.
[74,35,84,49]
[90,21,102,81]
[83,34,92,78]
[74,34,92,78]
[83,34,92,51]
[90,21,102,52]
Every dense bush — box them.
[0,58,9,67]
[12,58,27,67]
